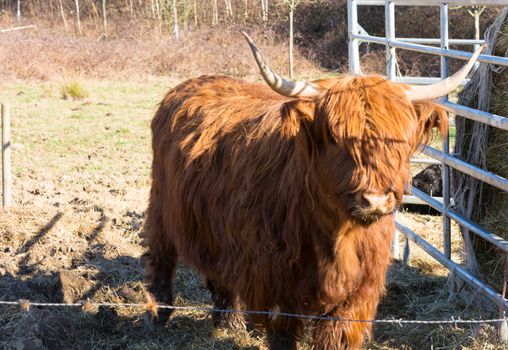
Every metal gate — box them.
[347,0,508,308]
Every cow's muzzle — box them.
[349,191,398,223]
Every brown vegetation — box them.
[0,23,320,81]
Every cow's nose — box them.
[361,192,396,214]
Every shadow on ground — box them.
[0,205,260,350]
[368,261,500,349]
[0,209,503,349]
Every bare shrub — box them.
[0,21,320,81]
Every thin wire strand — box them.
[0,299,507,325]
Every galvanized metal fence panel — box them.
[347,0,508,309]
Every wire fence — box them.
[1,298,507,327]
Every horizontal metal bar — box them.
[396,77,471,86]
[397,77,441,85]
[391,0,508,5]
[423,146,508,192]
[354,34,386,45]
[354,0,386,4]
[397,38,484,45]
[390,39,508,66]
[402,195,443,205]
[411,187,508,254]
[356,0,387,5]
[357,0,508,6]
[410,158,442,164]
[352,34,508,66]
[441,101,508,131]
[395,221,508,309]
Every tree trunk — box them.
[75,0,82,35]
[474,12,480,40]
[89,0,100,31]
[154,0,160,20]
[288,7,294,79]
[102,0,108,38]
[183,0,188,31]
[244,0,248,20]
[261,0,268,22]
[59,0,69,32]
[193,0,197,26]
[172,0,179,40]
[225,0,232,18]
[16,0,20,21]
[212,0,218,25]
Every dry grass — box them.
[60,81,90,100]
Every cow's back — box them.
[149,76,310,304]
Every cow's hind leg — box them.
[206,279,245,330]
[144,243,178,326]
[142,198,178,327]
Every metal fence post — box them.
[385,0,399,260]
[348,0,361,74]
[1,103,12,207]
[385,0,396,81]
[349,0,508,316]
[440,3,452,260]
[392,211,400,260]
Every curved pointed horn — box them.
[242,32,322,98]
[405,44,486,101]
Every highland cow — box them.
[142,35,482,349]
[403,164,443,215]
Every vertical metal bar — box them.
[348,0,361,74]
[392,212,400,260]
[2,103,12,207]
[385,0,396,80]
[402,237,410,264]
[386,0,399,259]
[440,3,452,260]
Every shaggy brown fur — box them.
[142,74,447,349]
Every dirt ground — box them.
[0,79,505,349]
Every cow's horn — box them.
[405,44,485,101]
[242,32,322,98]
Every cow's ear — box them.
[280,100,315,139]
[412,101,448,148]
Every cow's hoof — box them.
[143,310,171,331]
[143,312,156,332]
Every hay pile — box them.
[454,9,508,291]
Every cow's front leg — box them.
[313,304,374,350]
[266,310,302,350]
[206,279,246,330]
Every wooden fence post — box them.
[2,103,12,207]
